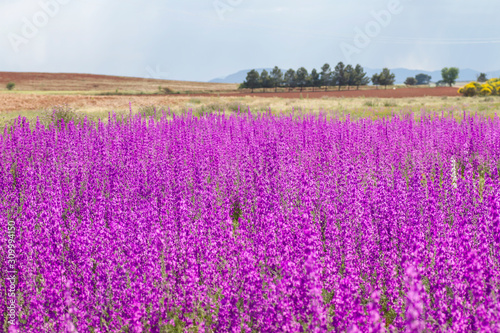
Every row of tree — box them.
[242,65,464,92]
[240,63,397,93]
[404,74,432,86]
[404,68,460,87]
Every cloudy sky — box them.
[1,0,499,82]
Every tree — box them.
[320,63,332,91]
[405,77,417,86]
[333,62,347,91]
[310,68,321,92]
[243,69,260,93]
[378,68,396,89]
[415,73,431,85]
[260,69,272,93]
[441,67,460,87]
[284,69,297,92]
[353,64,370,90]
[270,66,283,92]
[6,82,15,91]
[345,65,355,90]
[477,73,487,82]
[296,67,309,92]
[371,73,380,88]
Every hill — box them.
[210,68,273,84]
[0,72,238,92]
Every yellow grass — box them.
[1,94,499,129]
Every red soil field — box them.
[192,87,460,99]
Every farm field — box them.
[0,87,462,114]
[1,107,500,332]
[0,71,477,128]
[1,93,500,130]
[0,90,464,113]
[0,72,239,93]
[0,72,460,95]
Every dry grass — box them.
[0,93,191,112]
[1,94,499,129]
[169,95,500,119]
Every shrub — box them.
[157,86,177,94]
[42,104,85,127]
[459,79,499,97]
[138,105,166,119]
[404,77,417,86]
[6,82,15,90]
[480,86,493,96]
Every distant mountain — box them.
[486,69,500,78]
[210,67,500,84]
[209,68,273,84]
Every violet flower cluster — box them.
[1,110,499,332]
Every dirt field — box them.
[0,72,238,92]
[0,87,461,112]
[190,87,460,99]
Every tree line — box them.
[404,68,460,87]
[241,65,462,93]
[240,63,397,93]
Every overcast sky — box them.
[1,0,499,82]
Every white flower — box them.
[451,156,458,189]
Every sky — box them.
[1,0,499,82]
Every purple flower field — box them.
[1,109,500,332]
